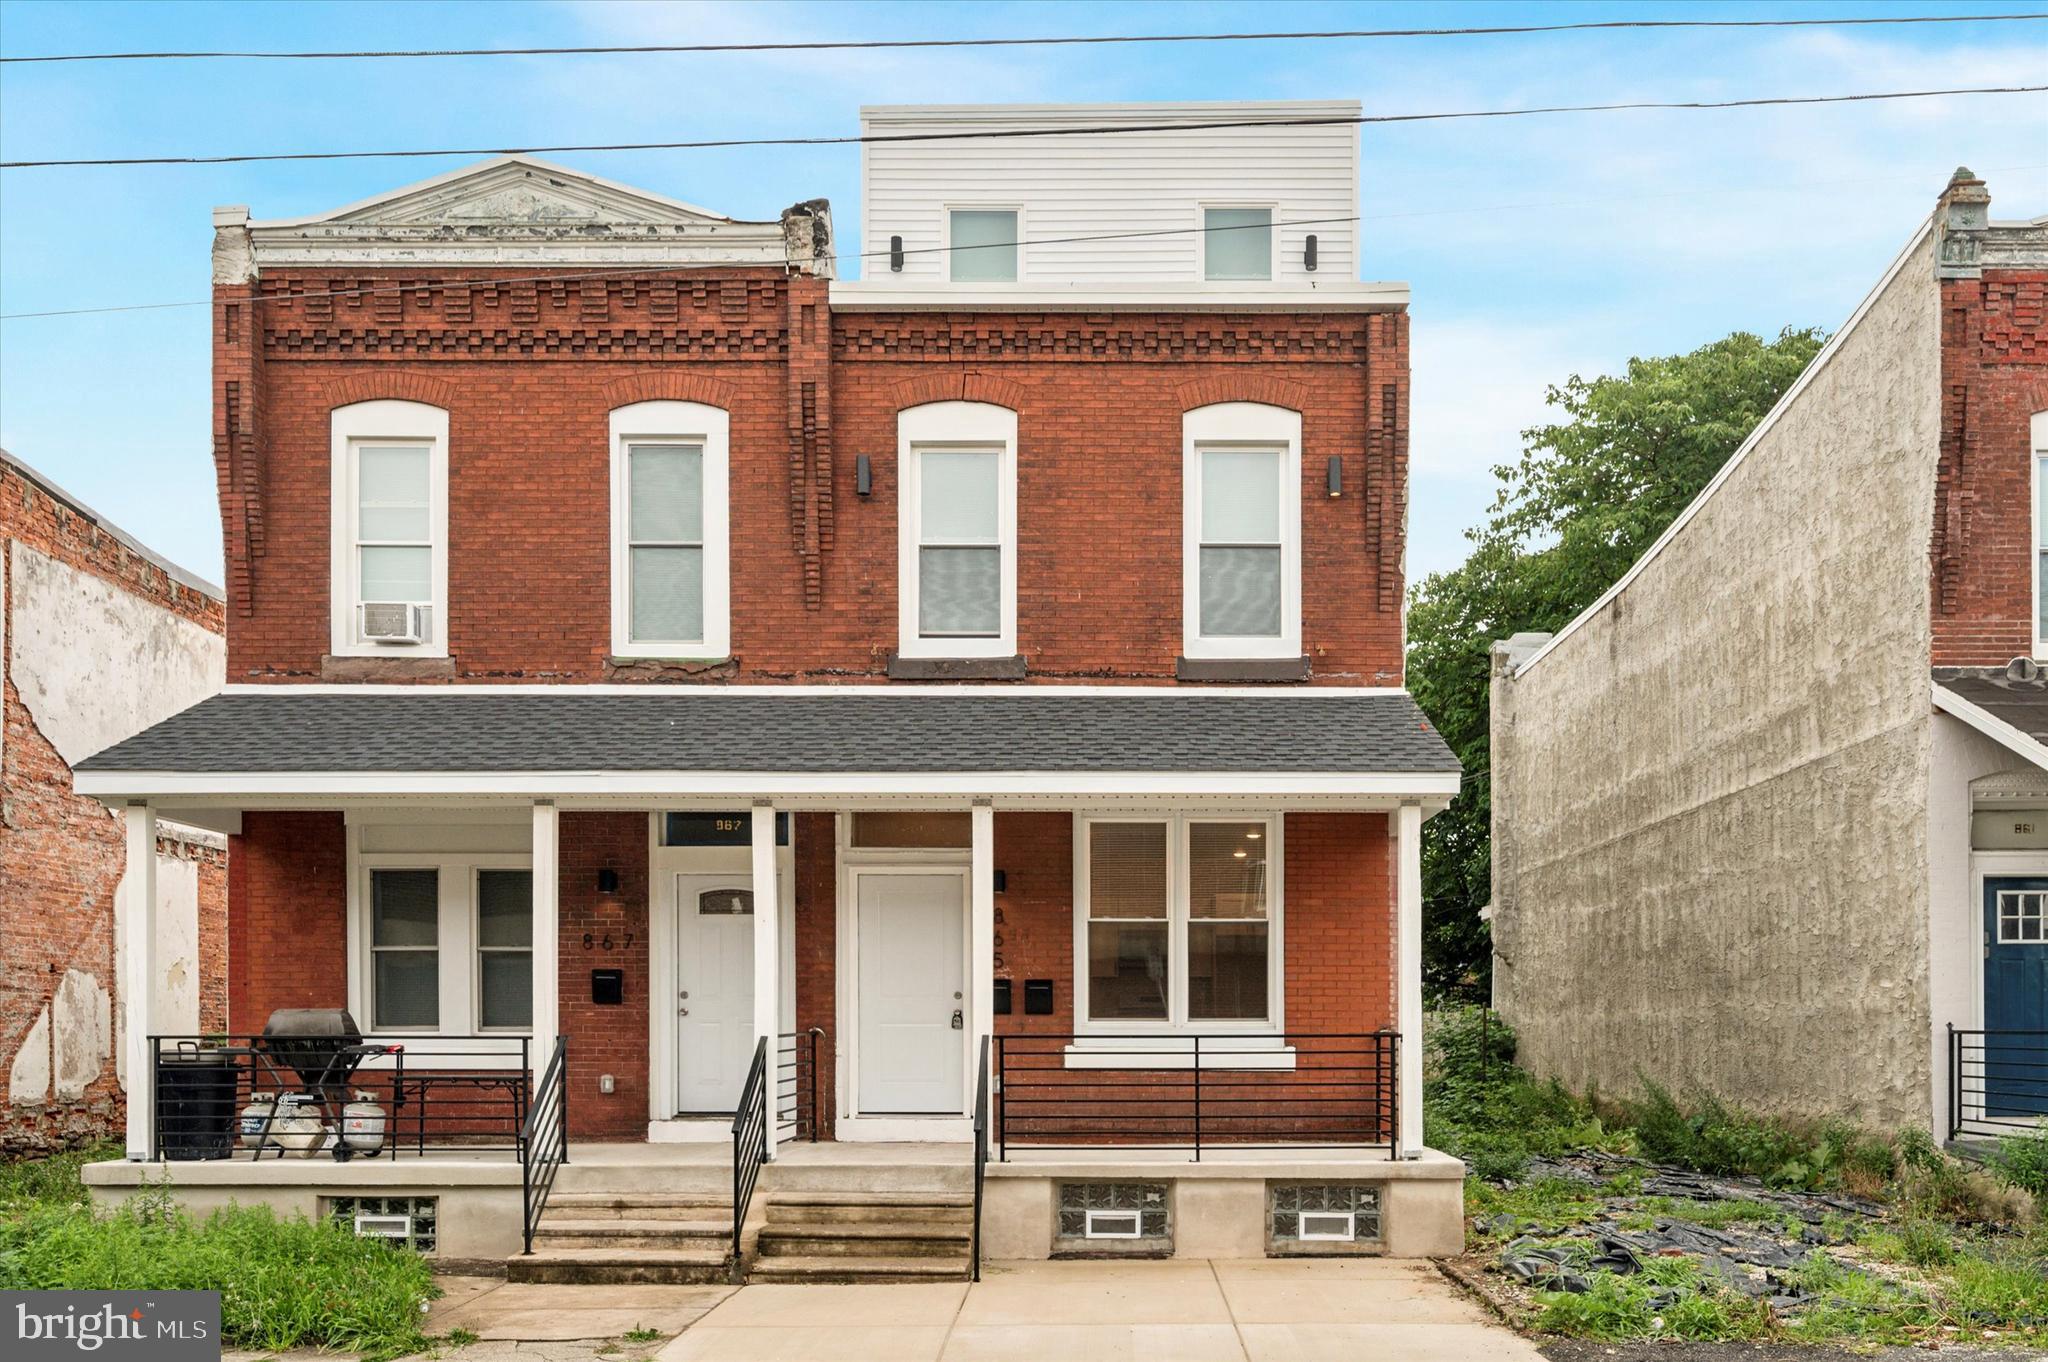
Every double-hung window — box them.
[1076,814,1281,1030]
[1182,403,1302,660]
[948,208,1020,282]
[359,858,533,1034]
[330,400,448,656]
[610,401,731,659]
[897,401,1017,659]
[1202,206,1274,281]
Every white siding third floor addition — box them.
[841,102,1404,311]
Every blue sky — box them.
[2,0,2043,589]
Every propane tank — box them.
[237,1096,277,1150]
[267,1093,327,1157]
[342,1091,387,1156]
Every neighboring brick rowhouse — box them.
[1931,266,2048,666]
[1,455,227,1156]
[215,266,1409,686]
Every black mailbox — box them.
[993,978,1013,1015]
[591,969,624,1005]
[1024,979,1055,1015]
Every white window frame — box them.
[1198,202,1277,282]
[609,401,731,660]
[944,203,1025,283]
[329,400,449,658]
[2032,411,2047,660]
[349,851,534,1038]
[1182,403,1302,660]
[1070,812,1285,1038]
[897,401,1018,660]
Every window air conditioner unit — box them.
[360,602,427,645]
[353,1212,413,1241]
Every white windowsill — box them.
[1061,1038,1297,1071]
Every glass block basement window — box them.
[1057,1182,1168,1241]
[1270,1184,1381,1242]
[327,1195,438,1253]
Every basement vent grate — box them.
[1269,1184,1381,1244]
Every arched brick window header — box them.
[326,373,460,411]
[1173,375,1309,414]
[889,372,1027,413]
[599,373,740,410]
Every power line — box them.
[3,12,2042,63]
[9,162,2041,322]
[6,84,2044,170]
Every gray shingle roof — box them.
[75,691,1460,775]
[1937,673,2048,749]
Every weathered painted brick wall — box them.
[1,460,227,1155]
[1490,231,1946,1130]
[216,267,1408,684]
[1931,268,2048,665]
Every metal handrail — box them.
[970,1035,990,1283]
[730,1036,771,1283]
[520,1037,569,1254]
[994,1031,1401,1160]
[1947,1025,2048,1139]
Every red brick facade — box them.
[1929,204,2048,667]
[214,268,1408,685]
[0,459,227,1156]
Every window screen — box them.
[950,209,1019,282]
[1204,207,1273,280]
[371,869,439,1029]
[916,449,1001,637]
[1198,448,1284,638]
[356,444,431,606]
[627,443,705,644]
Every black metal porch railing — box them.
[150,1033,534,1162]
[1949,1026,2048,1139]
[775,1028,826,1141]
[971,1035,990,1283]
[731,1036,771,1283]
[994,1031,1399,1161]
[520,1037,569,1254]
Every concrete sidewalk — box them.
[653,1258,1543,1362]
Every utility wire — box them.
[7,162,2041,322]
[3,12,2042,63]
[6,84,2044,169]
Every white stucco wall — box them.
[1491,229,1945,1130]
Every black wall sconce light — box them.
[1327,456,1344,498]
[596,867,620,895]
[1304,233,1319,272]
[992,869,1008,893]
[856,454,873,496]
[889,235,905,272]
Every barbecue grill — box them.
[255,1009,392,1159]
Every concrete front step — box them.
[757,1221,973,1258]
[506,1247,732,1285]
[531,1218,730,1252]
[765,1193,973,1226]
[745,1253,969,1284]
[544,1193,729,1221]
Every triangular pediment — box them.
[277,155,747,230]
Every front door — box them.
[675,873,755,1114]
[1984,876,2048,1117]
[856,871,966,1114]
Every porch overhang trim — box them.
[1934,679,2048,771]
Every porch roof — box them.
[1935,673,2048,769]
[73,686,1461,803]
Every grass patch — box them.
[0,1160,436,1360]
[1467,1176,1605,1235]
[1533,1262,1773,1341]
[1634,1196,1787,1230]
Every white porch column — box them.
[1396,801,1425,1157]
[118,803,158,1160]
[531,801,561,1077]
[751,802,780,1153]
[970,802,996,1081]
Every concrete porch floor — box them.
[417,1258,1542,1362]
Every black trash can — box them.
[155,1046,238,1160]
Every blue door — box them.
[1984,877,2048,1118]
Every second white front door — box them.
[675,873,755,1113]
[856,871,966,1114]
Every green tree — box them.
[1409,327,1827,1001]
